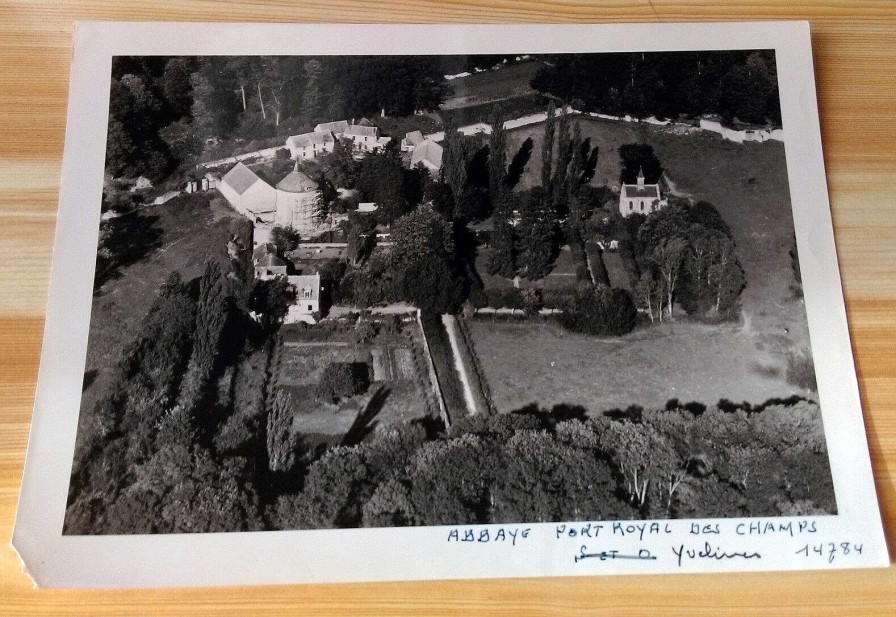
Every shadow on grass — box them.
[93,211,164,293]
[341,385,391,447]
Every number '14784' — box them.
[795,542,863,563]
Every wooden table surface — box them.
[1,1,895,614]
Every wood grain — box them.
[1,1,895,614]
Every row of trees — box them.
[271,398,833,530]
[531,50,781,126]
[629,199,746,321]
[66,217,303,534]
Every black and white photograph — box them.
[13,22,887,587]
[64,46,836,536]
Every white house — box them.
[285,273,322,323]
[286,131,336,160]
[619,168,667,217]
[344,124,390,152]
[218,162,277,222]
[410,139,443,175]
[274,168,320,233]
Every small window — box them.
[307,304,313,311]
[629,200,633,211]
[640,202,644,211]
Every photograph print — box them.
[65,49,835,536]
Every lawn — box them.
[76,192,246,463]
[469,319,813,415]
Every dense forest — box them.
[106,55,452,180]
[530,50,781,126]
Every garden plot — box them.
[271,323,438,441]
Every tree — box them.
[160,57,196,118]
[493,430,621,523]
[267,389,296,472]
[487,189,519,278]
[301,59,325,120]
[362,479,415,527]
[541,100,556,189]
[441,121,470,204]
[635,270,664,323]
[516,187,558,280]
[249,276,296,331]
[179,262,228,413]
[520,287,544,317]
[618,143,663,185]
[488,113,508,206]
[316,362,370,403]
[650,236,688,320]
[560,284,637,336]
[408,435,494,526]
[389,205,468,315]
[270,225,301,257]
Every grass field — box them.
[469,319,813,415]
[76,193,243,462]
[441,60,544,110]
[476,116,815,413]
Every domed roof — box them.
[275,170,318,193]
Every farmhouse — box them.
[218,162,277,222]
[618,168,667,217]
[286,131,336,160]
[410,139,444,175]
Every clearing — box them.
[441,60,545,110]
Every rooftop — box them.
[314,120,350,134]
[404,130,424,146]
[255,253,288,268]
[276,169,319,193]
[221,162,261,195]
[411,139,444,169]
[287,131,335,149]
[345,124,378,138]
[621,184,660,199]
[288,273,321,301]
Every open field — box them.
[77,193,243,460]
[469,319,813,415]
[441,60,544,110]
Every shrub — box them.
[316,362,370,403]
[559,284,637,336]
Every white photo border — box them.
[12,21,889,588]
